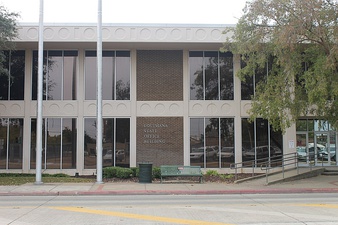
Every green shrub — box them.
[131,167,138,177]
[103,167,118,178]
[115,167,133,179]
[205,170,219,176]
[152,167,161,179]
[103,167,133,179]
[43,173,70,177]
[220,174,234,179]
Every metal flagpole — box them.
[35,0,44,185]
[96,0,103,183]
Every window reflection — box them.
[190,51,233,100]
[0,118,23,169]
[32,50,77,100]
[84,118,130,169]
[190,118,234,168]
[85,51,130,100]
[0,51,25,100]
[242,118,283,167]
[30,118,77,169]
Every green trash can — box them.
[138,162,152,183]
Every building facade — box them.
[0,24,336,175]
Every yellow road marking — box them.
[297,204,338,209]
[52,206,234,225]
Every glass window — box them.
[205,51,219,100]
[220,52,234,100]
[116,51,131,100]
[84,118,130,169]
[0,118,23,169]
[62,118,77,169]
[0,51,25,100]
[84,118,96,168]
[242,118,283,167]
[220,118,235,167]
[189,52,203,100]
[205,118,219,167]
[241,60,268,100]
[85,51,130,100]
[240,60,254,100]
[190,51,233,100]
[190,118,234,168]
[30,118,77,169]
[32,50,78,100]
[190,118,204,165]
[296,119,308,131]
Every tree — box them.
[0,5,19,73]
[223,0,338,132]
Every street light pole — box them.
[35,0,44,185]
[96,0,103,184]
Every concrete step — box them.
[322,169,338,176]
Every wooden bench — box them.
[160,165,203,183]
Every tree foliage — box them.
[0,5,19,73]
[223,0,338,132]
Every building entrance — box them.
[296,131,337,167]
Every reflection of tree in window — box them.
[116,80,130,100]
[0,50,25,100]
[190,51,233,100]
[32,50,77,100]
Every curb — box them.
[2,188,338,196]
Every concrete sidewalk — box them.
[1,170,338,196]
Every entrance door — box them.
[316,132,337,165]
[315,132,329,165]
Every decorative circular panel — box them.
[155,28,167,40]
[117,103,127,113]
[44,28,54,39]
[64,104,74,114]
[102,28,111,39]
[211,29,222,40]
[140,28,151,40]
[221,103,231,115]
[207,103,217,114]
[192,103,203,114]
[140,103,151,114]
[84,28,95,39]
[27,28,38,39]
[170,29,182,40]
[49,104,60,114]
[195,29,207,40]
[169,103,180,114]
[155,103,165,114]
[59,28,70,39]
[0,104,6,114]
[103,103,113,114]
[115,28,127,40]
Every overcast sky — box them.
[0,0,248,24]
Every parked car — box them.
[296,144,322,161]
[318,144,336,161]
[217,147,234,161]
[243,146,269,160]
[190,147,217,162]
[296,146,308,161]
[103,149,125,162]
[243,145,282,160]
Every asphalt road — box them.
[1,193,338,225]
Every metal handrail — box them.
[260,152,298,183]
[230,152,297,181]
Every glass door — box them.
[315,132,329,165]
[316,132,337,166]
